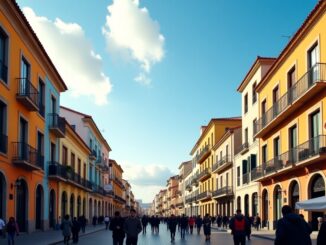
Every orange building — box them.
[0,0,66,232]
[109,159,126,213]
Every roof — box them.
[109,159,124,173]
[190,117,242,155]
[256,0,326,92]
[212,126,242,151]
[178,160,191,169]
[237,56,276,92]
[12,1,67,91]
[65,120,91,154]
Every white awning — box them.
[295,196,326,211]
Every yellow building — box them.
[54,122,91,219]
[253,0,326,230]
[190,118,241,216]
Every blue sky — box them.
[17,0,316,202]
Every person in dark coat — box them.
[168,214,178,242]
[180,214,188,239]
[203,214,211,241]
[195,215,203,235]
[6,217,19,245]
[317,215,326,245]
[79,215,87,233]
[229,209,250,245]
[124,209,142,245]
[92,215,97,227]
[141,215,148,234]
[217,215,222,228]
[71,217,81,243]
[154,215,160,234]
[109,211,125,245]
[61,215,72,245]
[275,205,312,245]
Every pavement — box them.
[0,223,317,245]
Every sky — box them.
[17,0,317,202]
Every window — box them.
[0,28,8,83]
[287,67,296,89]
[250,154,257,170]
[244,93,248,113]
[310,110,320,138]
[253,118,257,138]
[20,57,30,95]
[71,153,75,171]
[37,131,44,156]
[274,137,280,157]
[252,82,257,104]
[244,128,248,144]
[237,166,240,186]
[273,86,279,117]
[308,43,319,85]
[289,126,297,149]
[38,79,45,117]
[78,159,81,175]
[62,146,67,166]
[261,100,266,115]
[262,145,267,163]
[50,143,56,162]
[51,96,56,114]
[0,100,7,153]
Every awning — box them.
[295,196,326,211]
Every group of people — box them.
[0,217,20,245]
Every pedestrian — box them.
[217,215,222,229]
[188,216,195,234]
[79,215,86,233]
[203,213,211,241]
[169,214,178,242]
[229,209,250,245]
[6,217,19,245]
[56,216,62,230]
[92,215,97,227]
[154,215,160,234]
[317,215,326,245]
[245,215,252,240]
[149,216,155,233]
[255,214,261,231]
[141,215,148,234]
[275,205,312,245]
[222,215,228,229]
[0,217,5,238]
[104,215,110,230]
[61,214,72,245]
[109,211,125,245]
[180,214,188,239]
[195,215,203,235]
[124,208,142,245]
[71,217,81,244]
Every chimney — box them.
[200,126,207,135]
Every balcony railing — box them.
[239,142,249,154]
[198,168,211,182]
[196,145,210,163]
[16,78,39,111]
[0,133,7,154]
[252,135,326,181]
[197,191,211,201]
[48,113,66,138]
[255,63,326,137]
[48,161,68,179]
[212,155,233,173]
[0,61,8,83]
[89,150,97,160]
[212,186,233,198]
[242,173,250,185]
[12,142,44,170]
[115,194,126,204]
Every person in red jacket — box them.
[188,216,195,234]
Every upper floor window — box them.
[244,128,248,144]
[0,28,8,83]
[252,82,257,104]
[62,146,68,166]
[308,43,319,84]
[0,100,7,154]
[244,93,248,113]
[38,79,45,117]
[262,145,267,163]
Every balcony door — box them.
[19,117,28,159]
[308,43,319,85]
[273,86,279,117]
[289,126,297,163]
[20,57,30,95]
[310,110,320,154]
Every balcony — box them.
[214,155,233,174]
[89,150,97,160]
[0,133,7,154]
[253,135,326,181]
[48,161,67,181]
[48,113,66,138]
[197,191,212,201]
[196,145,210,163]
[212,186,233,199]
[106,190,115,197]
[255,63,326,138]
[198,168,211,182]
[186,182,192,191]
[12,142,44,171]
[16,78,39,111]
[191,173,199,186]
[242,172,250,185]
[114,176,125,189]
[0,61,8,83]
[239,142,249,155]
[115,194,126,204]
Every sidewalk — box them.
[12,224,106,245]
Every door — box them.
[16,179,27,232]
[20,58,30,95]
[289,126,297,163]
[273,86,279,117]
[308,43,319,85]
[19,118,28,160]
[49,190,55,228]
[310,110,320,155]
[287,67,296,102]
[35,185,43,229]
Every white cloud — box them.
[102,0,165,85]
[23,7,112,106]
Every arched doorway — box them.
[252,192,258,217]
[16,179,28,232]
[0,172,6,220]
[70,194,75,218]
[61,192,67,217]
[289,181,299,213]
[244,194,249,216]
[89,198,93,221]
[274,185,282,229]
[35,185,44,230]
[262,189,268,228]
[77,196,81,218]
[49,190,56,228]
[309,174,325,230]
[237,196,241,210]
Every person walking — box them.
[217,215,222,229]
[229,209,250,245]
[104,215,110,230]
[168,214,178,242]
[180,214,188,239]
[92,215,97,227]
[154,215,160,234]
[188,216,195,234]
[79,215,86,233]
[275,205,312,245]
[0,217,5,238]
[71,217,81,244]
[6,217,19,245]
[109,211,125,245]
[141,215,148,234]
[317,215,326,245]
[255,214,261,231]
[203,214,211,242]
[195,215,203,235]
[61,215,72,245]
[124,209,142,245]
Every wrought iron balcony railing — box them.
[12,142,43,170]
[48,113,66,137]
[16,78,39,111]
